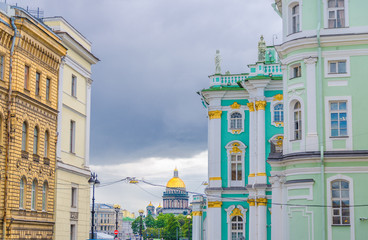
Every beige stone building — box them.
[0,4,66,239]
[43,17,99,240]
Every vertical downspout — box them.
[3,17,18,240]
[317,0,326,239]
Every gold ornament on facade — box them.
[208,110,222,120]
[255,101,267,111]
[230,142,242,154]
[208,201,222,208]
[273,94,283,101]
[247,198,255,206]
[192,211,203,216]
[209,177,221,181]
[230,208,243,217]
[257,173,267,176]
[248,173,255,177]
[230,102,241,109]
[247,102,255,112]
[257,198,268,206]
[276,136,284,147]
[275,122,284,127]
[231,129,241,134]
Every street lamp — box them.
[186,215,192,240]
[138,209,144,240]
[89,172,100,239]
[113,204,121,239]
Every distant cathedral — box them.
[146,168,191,216]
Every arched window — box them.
[33,127,39,155]
[328,0,345,28]
[274,103,284,122]
[226,141,246,187]
[230,112,242,130]
[19,177,26,209]
[231,216,244,240]
[44,131,49,158]
[293,101,302,140]
[331,180,350,225]
[21,122,27,151]
[291,4,300,33]
[231,153,242,182]
[31,179,37,210]
[42,181,48,211]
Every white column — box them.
[304,57,319,151]
[247,101,256,185]
[256,100,267,184]
[85,78,93,167]
[208,109,222,188]
[247,191,257,240]
[257,196,267,240]
[270,176,285,240]
[281,64,289,154]
[192,214,202,240]
[207,200,222,240]
[56,57,65,160]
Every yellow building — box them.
[43,17,99,240]
[0,5,66,239]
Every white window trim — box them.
[324,96,352,151]
[270,101,284,127]
[225,205,247,240]
[327,174,355,240]
[323,0,349,29]
[227,109,245,134]
[286,182,314,201]
[71,184,79,211]
[288,1,302,36]
[287,97,306,152]
[324,56,350,78]
[289,62,302,79]
[225,141,247,187]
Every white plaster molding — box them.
[286,182,314,201]
[57,161,90,177]
[270,100,284,127]
[324,56,350,78]
[326,174,355,240]
[226,107,246,134]
[64,55,92,79]
[287,207,314,240]
[327,80,348,87]
[225,141,247,187]
[225,205,247,240]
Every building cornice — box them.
[57,161,90,177]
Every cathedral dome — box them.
[166,168,186,189]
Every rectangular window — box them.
[328,0,345,28]
[292,5,300,33]
[231,154,242,181]
[329,60,346,74]
[46,78,50,101]
[70,120,76,153]
[70,224,76,240]
[24,65,30,89]
[330,101,347,137]
[332,180,350,225]
[71,75,77,97]
[290,64,301,79]
[35,72,40,95]
[0,55,4,80]
[71,187,77,208]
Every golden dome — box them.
[157,203,162,208]
[166,168,186,188]
[147,201,153,207]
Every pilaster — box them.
[304,57,319,151]
[256,100,267,184]
[207,200,222,240]
[247,101,256,185]
[208,109,222,188]
[269,175,285,240]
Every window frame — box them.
[71,185,78,209]
[42,181,48,211]
[44,131,49,158]
[271,100,284,127]
[225,141,246,187]
[35,72,41,96]
[21,122,28,152]
[227,109,245,134]
[24,65,30,90]
[327,0,346,29]
[329,101,347,137]
[31,179,37,211]
[288,1,302,35]
[324,0,349,29]
[46,78,51,101]
[293,101,302,140]
[19,177,26,209]
[71,75,77,97]
[225,205,247,240]
[70,120,76,153]
[324,57,350,78]
[291,4,300,34]
[289,63,302,79]
[0,55,4,80]
[33,126,39,155]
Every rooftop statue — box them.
[258,35,266,62]
[215,49,221,74]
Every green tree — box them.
[164,214,180,240]
[155,213,169,228]
[131,216,145,235]
[145,214,155,228]
[182,216,192,240]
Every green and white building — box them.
[196,37,284,240]
[270,0,368,239]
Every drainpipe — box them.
[3,17,18,240]
[316,0,326,239]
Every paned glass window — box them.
[42,181,47,211]
[328,0,345,28]
[46,78,50,101]
[292,5,300,33]
[71,75,77,97]
[24,65,29,89]
[230,112,242,130]
[33,127,39,155]
[231,216,244,240]
[330,101,347,137]
[231,154,242,181]
[31,179,37,210]
[293,101,302,140]
[19,177,25,209]
[35,72,40,95]
[274,104,284,122]
[291,65,301,79]
[332,180,350,225]
[0,55,4,80]
[22,122,27,151]
[44,131,49,158]
[71,187,77,208]
[70,120,76,153]
[329,60,346,74]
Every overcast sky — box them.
[7,0,282,214]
